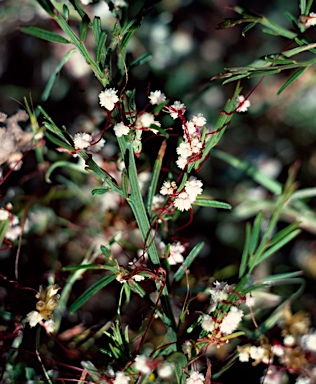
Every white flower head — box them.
[99,88,119,111]
[157,362,173,378]
[114,371,130,384]
[0,209,9,221]
[295,376,312,384]
[219,306,243,335]
[136,112,161,133]
[160,180,177,196]
[134,355,151,374]
[239,350,250,362]
[114,122,130,137]
[90,137,106,152]
[236,95,250,113]
[168,101,186,119]
[191,113,207,127]
[132,274,145,282]
[184,177,203,202]
[168,242,185,265]
[306,12,316,28]
[176,156,188,170]
[186,371,205,384]
[112,0,127,7]
[152,195,166,210]
[201,314,215,333]
[81,0,93,5]
[245,293,255,307]
[149,90,166,105]
[73,133,92,149]
[284,334,296,346]
[27,311,43,327]
[44,319,55,334]
[301,332,316,352]
[174,191,192,211]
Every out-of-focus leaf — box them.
[167,352,187,384]
[277,67,307,96]
[44,131,74,151]
[242,22,256,36]
[128,53,152,70]
[173,242,204,282]
[194,198,231,210]
[45,160,88,183]
[80,14,91,42]
[69,274,116,313]
[20,26,70,44]
[91,188,110,195]
[239,223,251,278]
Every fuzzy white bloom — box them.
[177,141,192,158]
[160,180,177,195]
[6,224,22,241]
[295,377,311,384]
[136,112,161,132]
[260,367,285,384]
[114,371,130,384]
[185,120,196,135]
[168,242,185,265]
[239,350,250,362]
[236,95,250,112]
[90,138,106,152]
[152,195,166,210]
[191,113,207,127]
[186,371,205,384]
[219,306,243,335]
[73,133,92,149]
[306,12,316,27]
[174,191,192,211]
[245,293,255,307]
[27,311,43,327]
[168,101,186,119]
[0,209,9,221]
[132,274,145,282]
[99,88,119,111]
[44,319,55,334]
[209,281,230,303]
[185,177,203,202]
[283,334,296,346]
[113,122,130,137]
[157,362,173,378]
[249,346,265,360]
[149,90,166,105]
[201,314,215,333]
[112,0,127,7]
[176,156,188,169]
[301,332,316,352]
[81,0,93,4]
[271,344,284,357]
[182,341,192,355]
[134,355,151,374]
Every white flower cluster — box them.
[186,371,205,384]
[165,100,206,169]
[160,241,185,265]
[160,176,203,211]
[133,355,173,379]
[201,306,244,336]
[236,95,251,113]
[0,206,29,241]
[73,133,106,151]
[306,12,316,28]
[27,311,55,334]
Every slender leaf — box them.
[269,222,301,247]
[167,353,187,384]
[69,274,116,313]
[0,219,9,247]
[96,31,107,64]
[91,188,110,195]
[62,4,69,21]
[62,264,102,271]
[242,22,257,36]
[20,26,70,44]
[259,270,303,283]
[41,49,76,103]
[80,14,91,42]
[239,223,251,278]
[193,198,231,210]
[45,160,88,183]
[44,131,74,151]
[277,67,307,96]
[173,242,204,282]
[147,141,165,215]
[249,212,263,255]
[36,0,55,16]
[128,53,152,70]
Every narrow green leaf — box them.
[96,31,107,64]
[0,219,9,247]
[277,67,307,96]
[306,0,314,14]
[44,131,74,151]
[212,149,282,195]
[92,16,101,42]
[242,22,257,36]
[173,242,204,282]
[249,212,263,255]
[128,53,152,70]
[147,141,165,215]
[100,245,111,258]
[41,49,76,103]
[62,264,101,271]
[283,43,316,58]
[300,0,307,14]
[80,14,91,42]
[69,0,86,19]
[269,222,301,247]
[239,223,251,278]
[63,4,69,21]
[91,188,110,195]
[20,26,70,44]
[222,73,249,84]
[284,10,299,28]
[36,0,55,16]
[45,160,88,183]
[167,352,187,384]
[259,270,303,283]
[121,168,129,198]
[256,229,301,265]
[193,198,231,210]
[69,274,116,313]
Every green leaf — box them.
[249,212,263,255]
[167,352,187,384]
[69,0,86,19]
[69,274,116,313]
[45,160,88,183]
[239,223,251,278]
[96,31,107,65]
[194,197,231,210]
[36,0,55,16]
[212,149,282,195]
[92,16,101,41]
[44,131,74,151]
[276,67,307,96]
[41,49,76,103]
[259,270,303,283]
[173,242,204,282]
[269,222,301,247]
[80,14,91,42]
[128,53,152,70]
[62,264,102,271]
[20,26,71,44]
[147,140,165,215]
[242,22,257,36]
[0,219,9,247]
[62,4,69,21]
[91,188,110,195]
